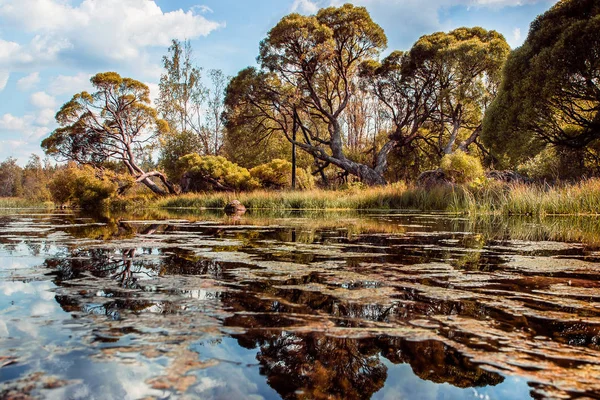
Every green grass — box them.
[104,178,600,216]
[0,197,54,209]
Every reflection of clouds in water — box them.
[43,356,164,400]
[0,318,8,337]
[31,301,58,316]
[0,280,55,300]
[191,338,275,400]
[194,376,225,392]
[0,280,62,339]
[373,362,528,400]
[194,364,264,400]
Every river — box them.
[1,210,599,399]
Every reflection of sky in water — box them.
[372,360,531,400]
[4,212,591,399]
[192,338,532,400]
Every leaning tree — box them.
[249,4,389,185]
[42,72,176,195]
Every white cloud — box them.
[0,39,20,60]
[30,91,56,109]
[0,0,225,68]
[192,5,214,14]
[0,113,29,131]
[48,72,92,95]
[513,27,521,42]
[144,82,160,106]
[17,72,40,90]
[0,70,8,91]
[36,108,55,126]
[291,0,319,14]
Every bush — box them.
[49,165,121,208]
[517,146,591,182]
[440,151,485,184]
[177,154,259,192]
[250,159,315,190]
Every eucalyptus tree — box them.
[482,0,600,166]
[205,69,227,155]
[42,72,176,195]
[255,4,389,185]
[156,39,206,139]
[361,27,509,164]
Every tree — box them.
[205,69,227,155]
[361,27,509,169]
[482,0,600,167]
[21,154,51,201]
[176,154,259,192]
[42,72,176,195]
[0,157,23,197]
[247,4,389,185]
[156,39,206,138]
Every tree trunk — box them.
[135,171,177,195]
[458,125,482,152]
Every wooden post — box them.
[291,112,297,190]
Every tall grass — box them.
[108,178,600,216]
[0,197,54,209]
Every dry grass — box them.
[104,178,600,216]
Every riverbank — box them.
[0,197,53,209]
[109,179,600,216]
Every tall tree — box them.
[156,39,206,137]
[255,4,389,185]
[361,27,509,168]
[482,0,600,167]
[42,72,176,195]
[205,69,227,155]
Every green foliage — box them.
[440,151,485,184]
[21,155,51,202]
[176,154,259,192]
[482,0,600,167]
[48,165,121,208]
[159,130,205,180]
[249,159,315,190]
[517,147,591,181]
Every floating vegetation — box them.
[1,210,600,399]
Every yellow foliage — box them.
[440,151,485,184]
[250,159,315,190]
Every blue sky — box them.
[0,0,557,164]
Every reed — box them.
[108,178,600,216]
[0,197,54,209]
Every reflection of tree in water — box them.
[236,330,387,400]
[45,247,157,288]
[232,329,503,400]
[379,337,503,388]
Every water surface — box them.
[1,210,599,399]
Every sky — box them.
[0,0,558,165]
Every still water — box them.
[0,210,599,399]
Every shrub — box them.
[440,151,485,184]
[177,154,259,192]
[250,159,315,190]
[517,146,591,182]
[49,165,120,208]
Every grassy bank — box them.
[109,179,600,216]
[0,197,54,209]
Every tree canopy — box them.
[482,0,600,167]
[226,4,390,185]
[41,72,176,195]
